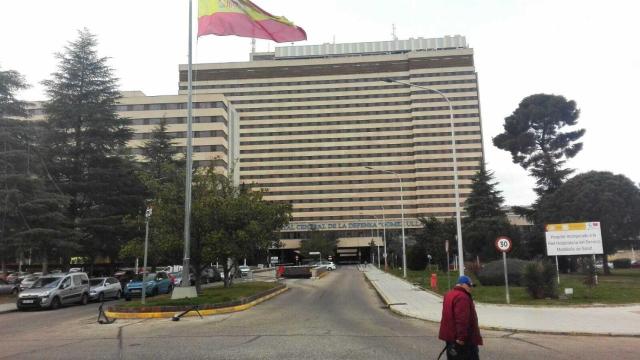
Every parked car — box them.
[0,279,19,295]
[114,269,137,289]
[6,272,29,284]
[631,260,640,269]
[123,272,172,301]
[312,261,337,270]
[17,272,90,310]
[89,277,122,302]
[19,274,41,291]
[595,261,614,270]
[238,265,251,277]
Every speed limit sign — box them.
[495,236,512,253]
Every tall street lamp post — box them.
[142,206,152,305]
[365,166,407,278]
[384,79,465,276]
[381,205,388,271]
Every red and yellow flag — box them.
[198,0,307,43]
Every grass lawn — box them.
[386,267,640,306]
[120,281,280,308]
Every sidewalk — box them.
[363,265,640,336]
[0,302,17,314]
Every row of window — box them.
[192,72,476,90]
[242,122,479,138]
[240,138,482,154]
[117,102,227,112]
[238,101,478,114]
[233,93,478,106]
[289,193,457,204]
[131,145,228,155]
[240,157,482,172]
[194,159,228,168]
[186,84,477,98]
[239,104,479,121]
[292,202,459,212]
[189,54,473,81]
[241,165,481,179]
[240,147,481,163]
[292,212,458,222]
[241,115,479,130]
[240,130,481,146]
[261,183,473,196]
[128,116,228,126]
[250,174,475,187]
[132,130,228,141]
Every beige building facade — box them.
[179,36,484,257]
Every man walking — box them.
[438,275,483,359]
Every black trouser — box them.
[445,342,480,360]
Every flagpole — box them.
[181,0,194,289]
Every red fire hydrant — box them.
[277,265,285,278]
[430,273,438,290]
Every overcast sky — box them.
[1,0,638,206]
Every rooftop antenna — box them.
[391,24,398,41]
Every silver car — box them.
[89,277,122,302]
[17,273,90,310]
[19,274,41,291]
[0,279,19,295]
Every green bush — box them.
[407,244,428,270]
[613,258,632,269]
[476,258,532,286]
[522,262,557,299]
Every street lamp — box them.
[141,206,152,305]
[381,205,388,271]
[384,78,465,276]
[365,166,407,278]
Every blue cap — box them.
[457,275,475,287]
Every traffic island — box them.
[105,282,287,319]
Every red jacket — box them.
[438,286,483,345]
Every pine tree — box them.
[0,67,30,273]
[462,168,515,260]
[0,67,29,119]
[493,94,584,197]
[42,29,145,267]
[140,118,179,180]
[464,168,506,219]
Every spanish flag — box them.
[198,0,307,43]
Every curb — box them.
[105,287,289,319]
[364,270,640,338]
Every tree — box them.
[537,171,640,275]
[493,94,585,197]
[415,217,456,272]
[119,161,185,268]
[0,67,29,119]
[0,67,29,273]
[299,225,338,260]
[139,118,180,181]
[142,169,292,290]
[42,29,145,267]
[462,168,516,260]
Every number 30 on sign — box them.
[495,236,512,253]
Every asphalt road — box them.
[0,266,639,359]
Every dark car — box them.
[114,269,136,289]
